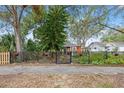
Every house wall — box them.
[118,47,124,51]
[88,42,124,52]
[90,45,105,52]
[77,46,81,55]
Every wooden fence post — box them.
[0,52,10,64]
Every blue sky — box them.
[107,6,124,26]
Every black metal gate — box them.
[56,51,72,64]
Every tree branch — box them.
[19,6,26,23]
[5,5,13,15]
[98,22,124,33]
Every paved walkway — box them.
[0,65,124,74]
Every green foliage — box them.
[91,53,124,65]
[102,32,124,42]
[21,6,46,37]
[26,39,36,51]
[25,39,42,51]
[34,6,69,51]
[72,55,83,63]
[97,83,113,88]
[0,34,15,51]
[0,46,8,52]
[105,54,124,64]
[73,54,90,64]
[73,52,124,65]
[90,52,105,64]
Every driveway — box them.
[0,65,124,74]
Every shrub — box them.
[72,55,89,64]
[73,52,124,65]
[92,60,105,65]
[90,52,104,64]
[105,54,124,64]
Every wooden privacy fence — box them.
[0,52,10,64]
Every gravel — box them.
[0,65,124,74]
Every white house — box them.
[105,42,124,52]
[88,42,124,52]
[88,42,106,52]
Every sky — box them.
[107,6,124,26]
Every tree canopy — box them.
[34,6,68,51]
[68,6,108,47]
[102,31,124,42]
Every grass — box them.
[96,83,114,88]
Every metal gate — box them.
[56,51,72,64]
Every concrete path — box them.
[0,65,124,74]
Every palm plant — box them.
[0,34,15,51]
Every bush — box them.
[105,54,124,64]
[73,52,124,65]
[72,54,89,64]
[90,52,104,62]
[92,60,105,65]
[91,52,124,65]
[73,55,84,63]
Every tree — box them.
[102,31,124,42]
[20,6,46,51]
[34,6,68,51]
[0,5,28,61]
[98,6,124,33]
[21,6,46,39]
[0,5,44,62]
[68,6,108,47]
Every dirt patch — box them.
[0,73,123,88]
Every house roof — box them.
[64,42,81,47]
[64,44,80,47]
[105,42,124,47]
[88,42,124,48]
[88,42,106,47]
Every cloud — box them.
[117,5,124,9]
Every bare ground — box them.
[0,73,124,88]
[0,63,124,88]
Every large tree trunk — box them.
[14,25,23,62]
[13,6,23,62]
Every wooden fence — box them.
[0,52,10,64]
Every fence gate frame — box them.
[56,51,72,64]
[0,52,10,64]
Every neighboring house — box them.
[88,42,106,52]
[105,42,124,52]
[64,44,82,55]
[88,42,124,52]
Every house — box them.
[88,42,106,52]
[88,42,124,52]
[105,42,124,52]
[64,44,82,55]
